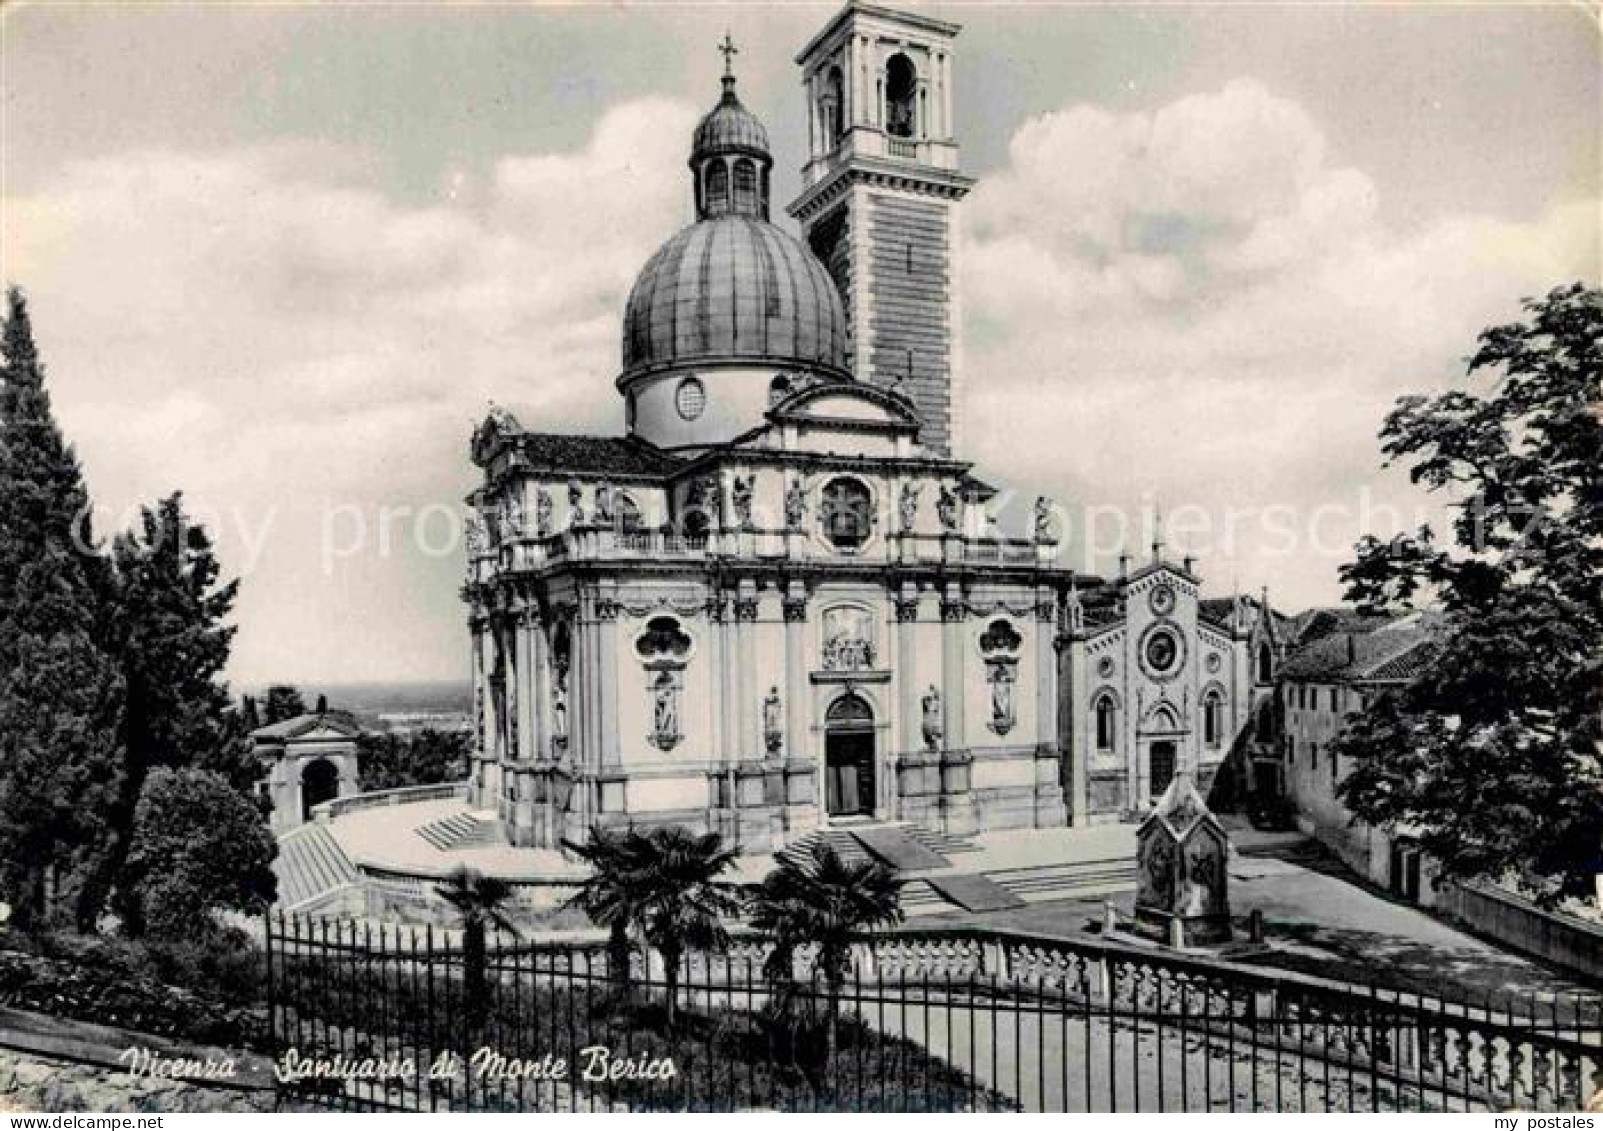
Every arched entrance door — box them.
[301,757,340,822]
[825,694,875,818]
[1148,741,1177,803]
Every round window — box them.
[675,377,707,421]
[1149,584,1176,616]
[1145,629,1179,674]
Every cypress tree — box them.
[85,493,261,931]
[0,287,127,930]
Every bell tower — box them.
[788,2,974,457]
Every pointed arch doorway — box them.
[825,693,875,818]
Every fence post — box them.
[263,911,277,1065]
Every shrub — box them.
[116,767,277,938]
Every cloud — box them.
[3,98,698,684]
[960,78,1596,602]
[2,77,1593,683]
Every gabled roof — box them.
[251,711,364,742]
[1280,628,1437,685]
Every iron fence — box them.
[264,914,1603,1112]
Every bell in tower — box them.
[788,2,975,458]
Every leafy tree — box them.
[116,767,277,939]
[263,685,307,724]
[356,728,470,792]
[435,866,517,1037]
[565,824,655,1005]
[0,286,126,930]
[1336,283,1602,901]
[77,494,256,927]
[748,843,904,1068]
[631,826,739,1030]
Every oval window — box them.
[675,376,707,421]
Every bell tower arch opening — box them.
[884,53,918,139]
[790,5,974,458]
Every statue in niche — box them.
[899,482,920,532]
[987,659,1017,735]
[784,477,808,529]
[595,481,614,525]
[501,496,525,542]
[567,480,586,527]
[936,485,960,533]
[535,488,553,537]
[464,510,488,556]
[921,684,943,751]
[732,474,755,531]
[762,687,783,755]
[1033,496,1054,542]
[650,670,681,750]
[550,632,570,754]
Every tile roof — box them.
[1280,628,1437,685]
[515,434,686,478]
[1287,606,1402,645]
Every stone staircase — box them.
[987,858,1138,904]
[905,825,982,859]
[416,811,503,851]
[274,823,358,910]
[899,878,952,914]
[773,827,879,871]
[773,823,1138,915]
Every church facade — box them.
[461,1,1281,853]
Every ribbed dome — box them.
[621,216,849,381]
[692,77,770,160]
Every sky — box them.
[3,1,1598,687]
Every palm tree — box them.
[632,826,740,1031]
[564,824,654,1006]
[748,842,904,1071]
[435,866,517,1038]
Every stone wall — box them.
[0,1049,276,1113]
[0,1007,281,1114]
[1435,880,1603,984]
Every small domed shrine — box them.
[460,6,1282,853]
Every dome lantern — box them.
[690,35,772,221]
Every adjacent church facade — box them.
[461,1,1282,853]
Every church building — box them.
[461,1,1281,853]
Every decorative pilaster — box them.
[782,587,808,765]
[711,593,737,763]
[734,586,760,758]
[514,602,534,761]
[1063,586,1090,825]
[939,592,967,751]
[596,591,621,768]
[895,591,920,755]
[526,605,549,761]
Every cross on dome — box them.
[718,31,739,78]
